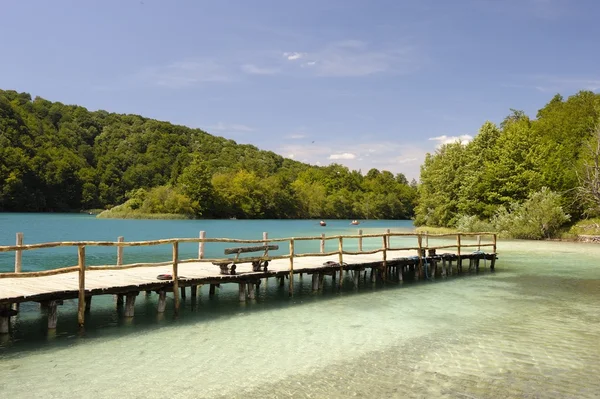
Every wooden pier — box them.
[0,231,497,334]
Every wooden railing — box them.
[0,231,497,325]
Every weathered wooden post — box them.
[289,239,295,296]
[477,234,481,251]
[47,300,60,330]
[457,234,462,272]
[14,232,23,273]
[386,229,391,248]
[490,233,497,271]
[247,282,255,300]
[13,232,23,312]
[238,283,246,302]
[78,245,86,328]
[338,237,344,289]
[209,284,217,297]
[382,234,388,281]
[263,232,268,250]
[320,233,325,253]
[157,290,167,313]
[117,236,124,266]
[199,231,206,259]
[417,233,423,280]
[358,229,363,252]
[124,292,139,317]
[0,305,11,334]
[172,242,180,313]
[311,273,319,291]
[425,231,429,249]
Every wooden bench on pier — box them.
[213,244,279,275]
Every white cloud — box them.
[241,64,280,75]
[283,52,306,61]
[207,122,255,132]
[137,59,232,88]
[282,40,418,77]
[287,153,295,159]
[287,133,307,139]
[329,153,357,160]
[273,140,429,180]
[428,134,473,146]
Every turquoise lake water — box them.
[1,214,599,398]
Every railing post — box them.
[172,242,180,313]
[289,239,294,296]
[417,233,423,279]
[320,233,325,253]
[492,233,497,253]
[386,228,391,248]
[199,231,206,259]
[78,245,86,328]
[477,234,481,251]
[13,232,23,312]
[457,234,462,271]
[338,236,344,289]
[382,234,388,281]
[117,236,124,266]
[358,229,363,252]
[263,232,269,256]
[425,231,429,249]
[15,232,23,273]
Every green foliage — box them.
[492,188,570,239]
[414,91,600,231]
[98,186,194,218]
[0,89,416,219]
[567,218,600,236]
[454,215,494,233]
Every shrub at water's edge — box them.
[97,186,195,219]
[415,188,571,240]
[414,91,600,238]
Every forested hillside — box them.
[415,91,600,238]
[0,89,416,219]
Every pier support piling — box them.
[157,290,167,313]
[0,305,11,334]
[209,284,217,297]
[238,283,247,302]
[85,296,92,313]
[124,292,139,318]
[311,274,319,291]
[47,300,61,330]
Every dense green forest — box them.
[0,89,416,219]
[415,91,600,238]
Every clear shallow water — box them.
[0,214,414,271]
[0,215,599,398]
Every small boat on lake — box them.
[351,220,359,225]
[319,220,327,226]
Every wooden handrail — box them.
[0,231,498,279]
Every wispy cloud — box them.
[137,59,233,88]
[206,122,255,133]
[286,133,308,139]
[329,153,356,160]
[282,40,418,77]
[275,140,428,179]
[283,52,306,61]
[241,64,281,75]
[508,75,600,93]
[428,135,473,146]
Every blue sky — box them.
[2,0,599,179]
